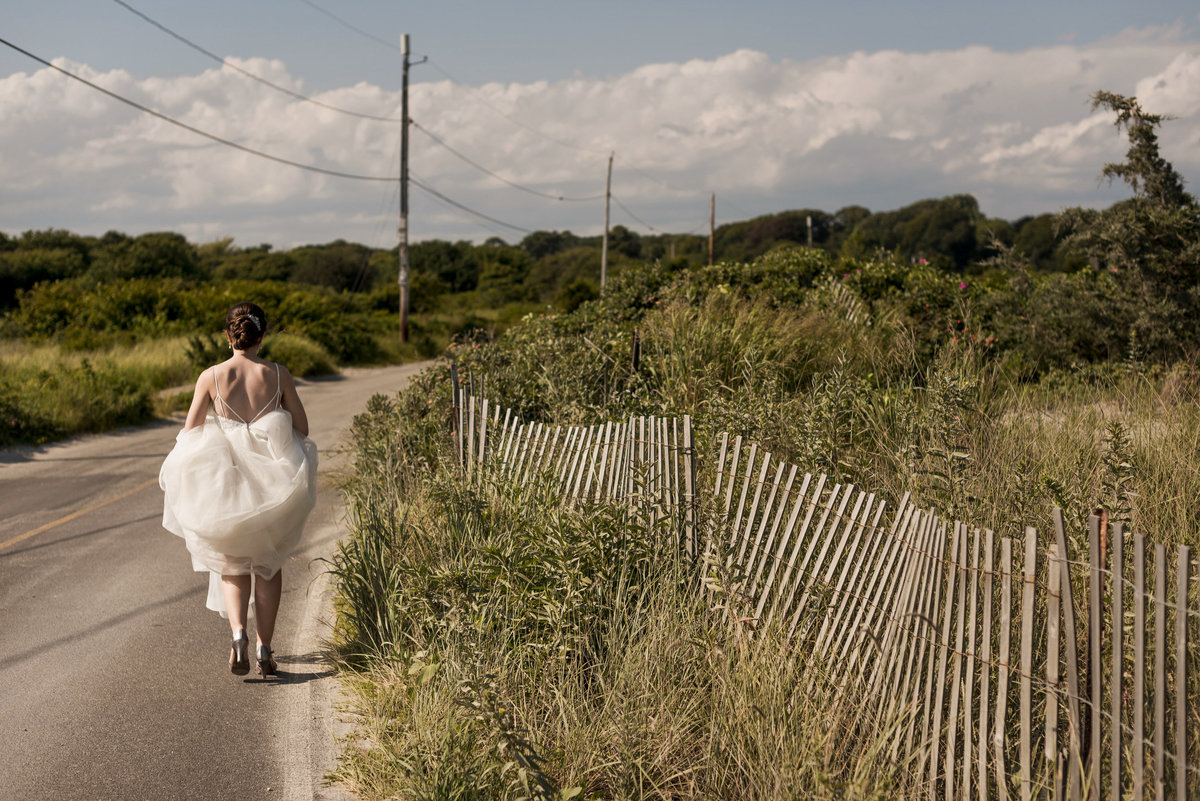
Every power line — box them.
[415,187,512,241]
[412,119,603,202]
[292,0,404,53]
[610,193,659,232]
[278,5,611,159]
[626,163,685,192]
[409,174,532,234]
[270,0,723,234]
[110,0,403,123]
[2,36,539,238]
[0,36,401,182]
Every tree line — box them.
[2,92,1195,357]
[0,200,1079,309]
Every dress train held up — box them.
[159,364,318,616]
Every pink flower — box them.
[958,282,968,290]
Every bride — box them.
[159,302,318,677]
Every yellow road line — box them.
[0,477,160,553]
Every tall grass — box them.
[328,460,905,800]
[327,251,1200,798]
[0,337,195,445]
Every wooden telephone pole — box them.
[397,34,425,342]
[708,193,715,266]
[600,152,613,292]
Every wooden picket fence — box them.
[449,376,1199,801]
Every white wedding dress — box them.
[159,363,318,617]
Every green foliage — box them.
[0,359,154,446]
[11,276,388,362]
[1099,420,1136,528]
[260,332,337,377]
[208,242,295,282]
[553,278,598,313]
[88,231,203,283]
[1058,92,1200,359]
[411,239,480,294]
[289,239,375,292]
[327,166,1200,796]
[476,244,535,303]
[839,194,986,269]
[520,230,580,260]
[522,246,599,297]
[184,332,227,373]
[714,209,830,260]
[904,358,980,519]
[0,247,86,307]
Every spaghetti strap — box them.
[212,363,280,424]
[246,363,282,424]
[212,366,248,424]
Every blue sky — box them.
[6,1,1196,86]
[3,1,1199,246]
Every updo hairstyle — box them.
[225,302,268,350]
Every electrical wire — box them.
[287,0,702,209]
[610,193,659,232]
[109,0,403,123]
[720,196,756,220]
[292,0,405,53]
[0,36,401,182]
[410,174,532,234]
[351,143,401,293]
[411,120,603,202]
[416,188,512,240]
[3,36,539,238]
[626,163,685,192]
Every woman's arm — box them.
[278,366,309,437]
[183,369,214,430]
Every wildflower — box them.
[918,259,928,265]
[959,282,968,290]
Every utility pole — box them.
[708,192,715,266]
[600,152,613,292]
[397,34,425,342]
[398,34,411,342]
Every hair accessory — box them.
[247,314,264,332]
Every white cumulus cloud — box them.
[1,28,1198,247]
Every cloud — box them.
[1,30,1198,247]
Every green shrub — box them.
[9,276,391,364]
[260,332,337,377]
[0,359,154,446]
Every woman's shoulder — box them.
[273,361,297,384]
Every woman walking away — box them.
[159,302,318,677]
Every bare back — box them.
[212,360,280,424]
[184,353,308,435]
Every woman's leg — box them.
[253,569,283,649]
[221,574,252,635]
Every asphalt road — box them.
[0,362,429,801]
